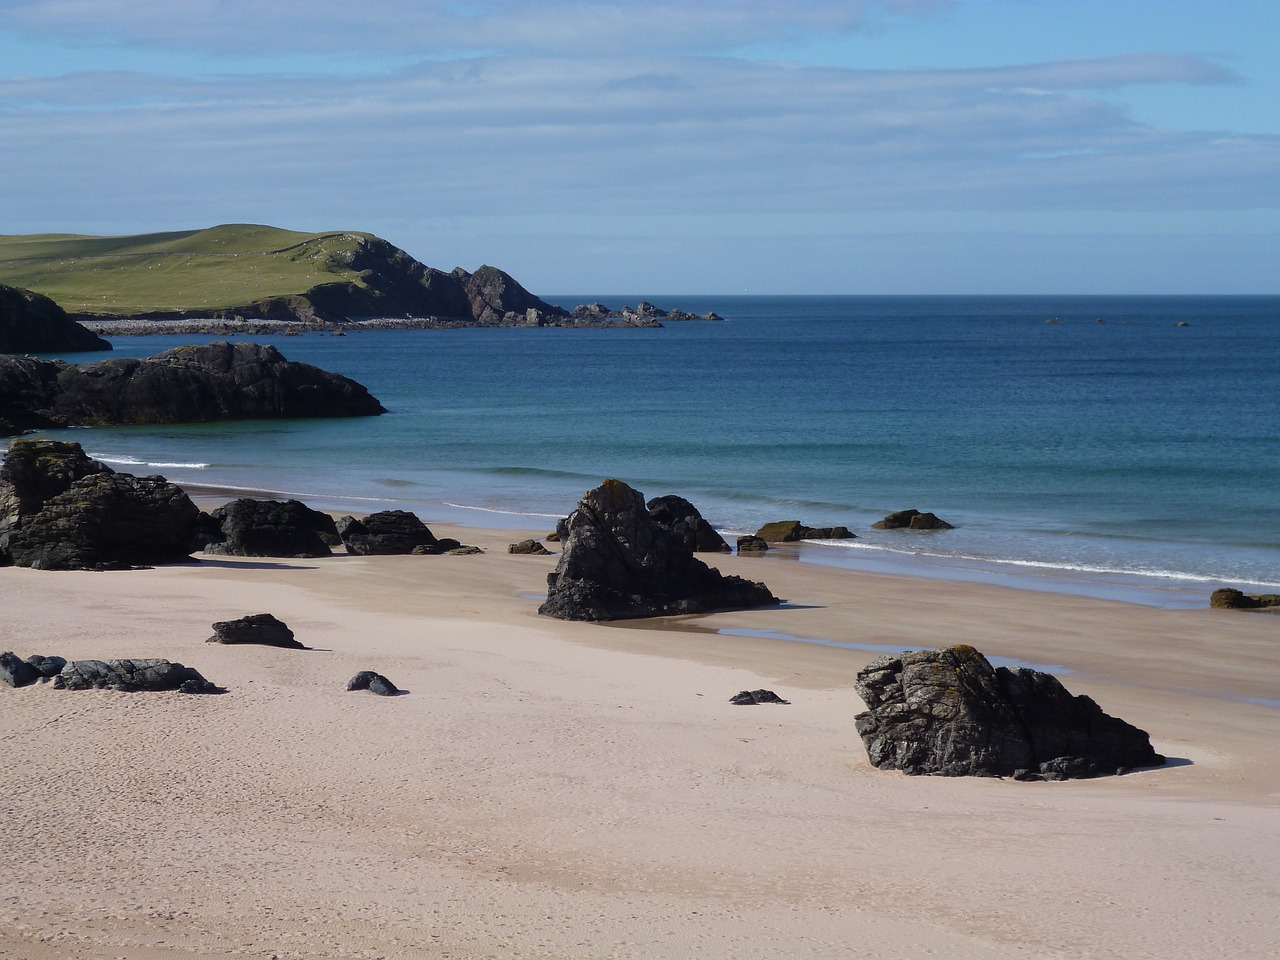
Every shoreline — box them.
[4,518,1280,957]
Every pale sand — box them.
[3,524,1279,959]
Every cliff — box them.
[0,283,111,354]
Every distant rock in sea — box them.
[872,509,953,531]
[854,645,1163,779]
[539,479,778,621]
[754,520,855,542]
[0,283,110,354]
[0,340,385,435]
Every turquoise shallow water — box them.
[32,294,1280,607]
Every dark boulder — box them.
[347,670,400,696]
[754,520,855,542]
[53,658,219,693]
[0,283,110,355]
[4,472,200,570]
[1210,588,1280,610]
[873,509,954,531]
[736,535,769,553]
[508,538,551,555]
[339,509,438,555]
[646,494,731,553]
[1,651,39,687]
[854,645,1163,778]
[203,498,334,557]
[207,613,306,649]
[1,439,112,546]
[730,689,791,705]
[1,341,384,435]
[539,479,778,621]
[26,654,67,679]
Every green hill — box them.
[0,224,397,318]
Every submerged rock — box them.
[854,645,1163,778]
[539,479,778,621]
[872,509,954,531]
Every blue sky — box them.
[1,0,1276,294]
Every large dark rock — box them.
[646,494,731,553]
[872,509,954,531]
[0,341,384,435]
[203,498,334,557]
[53,658,219,693]
[339,509,438,555]
[754,520,855,542]
[539,479,778,621]
[0,283,110,355]
[0,441,200,569]
[508,538,552,555]
[207,613,305,649]
[1210,588,1280,610]
[463,265,571,327]
[854,645,1163,778]
[1,651,39,687]
[347,670,400,696]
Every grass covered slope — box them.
[0,225,389,318]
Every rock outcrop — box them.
[53,658,219,693]
[508,538,552,555]
[207,613,306,649]
[854,645,1163,779]
[872,509,954,531]
[539,479,778,621]
[201,498,334,557]
[736,535,769,553]
[0,341,385,435]
[339,510,438,555]
[0,283,110,354]
[1210,588,1280,610]
[646,494,731,553]
[754,520,855,542]
[0,439,199,570]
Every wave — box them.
[90,453,209,469]
[441,501,564,520]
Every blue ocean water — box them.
[31,295,1280,606]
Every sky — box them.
[1,0,1277,295]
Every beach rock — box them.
[539,479,779,621]
[0,439,111,533]
[854,645,1163,778]
[1,651,39,687]
[730,689,791,705]
[445,545,483,555]
[53,658,219,693]
[508,538,551,555]
[0,283,110,356]
[1210,588,1280,610]
[0,341,385,433]
[754,520,855,542]
[347,670,400,696]
[339,509,438,555]
[25,654,67,679]
[736,535,769,553]
[207,613,305,649]
[873,509,954,531]
[203,498,334,558]
[4,472,200,570]
[646,494,731,553]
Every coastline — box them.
[4,515,1280,958]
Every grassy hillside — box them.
[0,224,382,316]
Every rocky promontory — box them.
[0,340,385,435]
[0,283,110,354]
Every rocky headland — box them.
[0,283,110,354]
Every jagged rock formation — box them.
[539,479,778,621]
[873,509,954,531]
[0,341,385,435]
[0,283,110,354]
[52,658,219,693]
[347,671,400,696]
[0,439,199,570]
[338,510,438,555]
[201,498,335,558]
[207,613,306,649]
[854,645,1163,779]
[646,494,731,553]
[754,520,855,542]
[1210,588,1280,610]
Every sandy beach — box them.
[3,521,1279,959]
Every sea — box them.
[28,294,1280,609]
